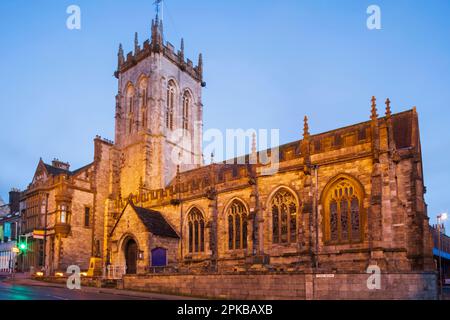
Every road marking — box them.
[48,294,69,300]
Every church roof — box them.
[41,162,93,177]
[43,163,70,176]
[131,203,180,239]
[166,108,418,188]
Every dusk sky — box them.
[0,0,449,229]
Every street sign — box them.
[33,230,45,239]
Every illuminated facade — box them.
[17,13,437,299]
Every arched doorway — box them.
[124,239,138,274]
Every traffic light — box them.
[18,236,28,253]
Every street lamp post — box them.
[437,212,448,300]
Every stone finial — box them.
[151,17,163,48]
[134,32,139,53]
[198,53,203,76]
[159,19,164,41]
[371,96,378,121]
[210,152,215,164]
[118,43,124,68]
[303,116,310,140]
[179,38,185,60]
[385,98,392,118]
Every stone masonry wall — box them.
[123,272,437,300]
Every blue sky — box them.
[0,0,449,229]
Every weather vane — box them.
[154,0,164,21]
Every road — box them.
[0,280,148,300]
[0,275,192,300]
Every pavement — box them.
[442,286,450,300]
[0,273,198,300]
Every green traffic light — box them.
[19,243,27,250]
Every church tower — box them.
[114,14,204,195]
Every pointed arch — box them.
[125,83,136,134]
[166,80,177,130]
[321,173,365,244]
[267,186,300,244]
[137,75,149,130]
[186,206,206,253]
[182,90,192,132]
[223,198,249,250]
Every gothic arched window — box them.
[323,177,363,244]
[187,208,205,253]
[270,188,298,244]
[138,78,148,130]
[227,200,248,250]
[125,85,135,134]
[182,91,191,133]
[166,81,176,130]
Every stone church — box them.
[19,13,437,299]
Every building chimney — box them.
[8,188,20,213]
[52,159,70,171]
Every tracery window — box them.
[166,81,176,130]
[139,78,148,130]
[227,200,248,250]
[125,85,135,134]
[182,91,191,132]
[187,208,205,253]
[271,188,298,244]
[324,177,363,244]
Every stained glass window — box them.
[187,208,205,253]
[200,220,205,252]
[272,205,279,243]
[351,198,360,241]
[235,215,241,249]
[325,178,363,244]
[330,200,338,242]
[188,222,193,253]
[281,204,288,243]
[227,200,248,250]
[270,189,298,244]
[228,215,233,250]
[289,203,297,243]
[242,214,248,249]
[340,199,349,241]
[194,221,199,252]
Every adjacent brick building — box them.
[0,190,21,273]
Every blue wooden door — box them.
[151,248,167,267]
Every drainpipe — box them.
[313,165,319,270]
[43,193,49,276]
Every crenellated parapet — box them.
[115,17,204,84]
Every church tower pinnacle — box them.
[113,3,204,194]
